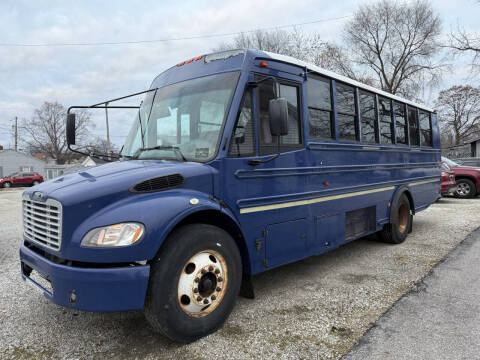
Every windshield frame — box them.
[122,71,241,163]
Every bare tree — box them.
[436,86,480,145]
[21,101,92,164]
[450,26,480,70]
[215,28,367,80]
[343,0,443,98]
[86,136,119,160]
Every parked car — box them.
[0,172,44,188]
[442,156,480,198]
[441,162,456,196]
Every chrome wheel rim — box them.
[456,182,470,196]
[177,250,228,318]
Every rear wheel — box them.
[144,224,242,342]
[455,178,476,198]
[2,182,11,188]
[378,193,412,244]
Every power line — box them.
[0,16,351,47]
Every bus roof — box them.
[251,50,434,113]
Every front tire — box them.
[455,178,476,198]
[378,193,412,244]
[32,180,40,186]
[2,182,11,188]
[144,224,242,342]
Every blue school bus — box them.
[19,49,440,342]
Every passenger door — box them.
[221,76,309,269]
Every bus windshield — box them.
[122,71,239,162]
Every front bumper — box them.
[19,243,150,312]
[441,184,457,195]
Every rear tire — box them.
[455,178,476,198]
[144,224,242,343]
[2,182,11,188]
[378,194,412,244]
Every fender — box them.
[67,189,230,263]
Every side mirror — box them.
[269,98,289,137]
[66,113,76,146]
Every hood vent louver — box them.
[131,174,185,193]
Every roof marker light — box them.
[260,61,268,68]
[186,58,194,64]
[195,55,203,61]
[177,61,185,66]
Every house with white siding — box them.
[0,149,73,180]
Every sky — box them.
[0,0,478,149]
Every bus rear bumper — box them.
[19,244,150,312]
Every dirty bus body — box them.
[19,49,441,342]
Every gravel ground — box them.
[1,191,479,360]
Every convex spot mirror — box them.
[268,98,289,137]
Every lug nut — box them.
[193,288,198,293]
[203,299,209,304]
[201,269,207,274]
[211,295,216,300]
[215,269,220,274]
[216,287,221,292]
[197,296,201,301]
[218,277,223,282]
[194,277,199,283]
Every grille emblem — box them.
[33,192,44,201]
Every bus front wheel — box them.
[378,194,412,244]
[144,223,242,342]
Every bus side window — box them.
[307,75,333,139]
[258,79,302,155]
[419,110,432,147]
[378,96,394,144]
[228,90,254,157]
[336,83,357,141]
[394,102,408,145]
[408,106,419,146]
[359,90,377,143]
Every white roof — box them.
[263,51,434,113]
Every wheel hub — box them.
[177,250,227,317]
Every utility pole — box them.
[14,116,18,152]
[104,103,111,159]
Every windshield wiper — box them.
[133,145,187,161]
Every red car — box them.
[0,172,44,188]
[441,162,456,196]
[442,157,480,198]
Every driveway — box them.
[1,191,479,359]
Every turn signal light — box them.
[260,61,268,67]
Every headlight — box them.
[81,222,145,247]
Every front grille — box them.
[23,197,62,251]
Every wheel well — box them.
[166,210,251,274]
[455,176,475,183]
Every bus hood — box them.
[22,160,215,206]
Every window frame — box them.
[228,87,255,158]
[358,89,378,144]
[334,81,358,142]
[256,76,304,156]
[377,95,395,145]
[407,105,420,147]
[306,74,334,140]
[419,109,433,147]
